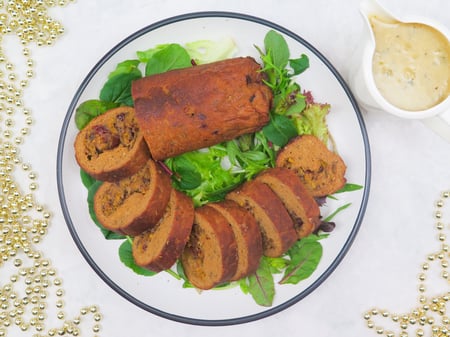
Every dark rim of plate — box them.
[56,11,371,327]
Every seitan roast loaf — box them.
[226,180,297,258]
[207,200,263,281]
[256,167,321,238]
[181,205,238,290]
[132,189,194,272]
[131,57,272,160]
[74,106,150,182]
[93,159,172,236]
[276,135,347,197]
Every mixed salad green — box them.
[76,30,362,307]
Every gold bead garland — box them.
[3,2,448,336]
[0,0,103,336]
[365,190,450,337]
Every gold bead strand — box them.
[0,1,102,337]
[364,190,450,336]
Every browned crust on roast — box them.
[132,189,194,272]
[93,159,171,236]
[74,106,150,182]
[276,135,347,197]
[181,206,238,290]
[207,200,263,281]
[256,167,321,238]
[131,57,272,160]
[226,180,297,257]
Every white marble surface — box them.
[12,0,450,336]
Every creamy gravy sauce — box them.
[370,16,450,111]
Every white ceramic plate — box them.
[57,12,371,326]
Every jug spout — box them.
[357,0,399,49]
[359,0,396,22]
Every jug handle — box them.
[422,112,450,143]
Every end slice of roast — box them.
[276,134,347,197]
[74,106,150,182]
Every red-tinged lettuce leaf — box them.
[246,257,275,307]
[279,236,323,285]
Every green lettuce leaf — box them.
[74,99,119,130]
[292,103,331,144]
[262,112,298,147]
[87,181,125,240]
[185,37,237,64]
[145,43,192,76]
[165,146,243,206]
[119,239,156,276]
[137,44,171,63]
[107,59,141,79]
[99,72,142,106]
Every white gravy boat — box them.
[348,0,450,141]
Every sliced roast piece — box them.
[226,180,297,257]
[181,205,238,290]
[132,189,194,272]
[93,159,171,236]
[256,167,321,238]
[207,200,263,281]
